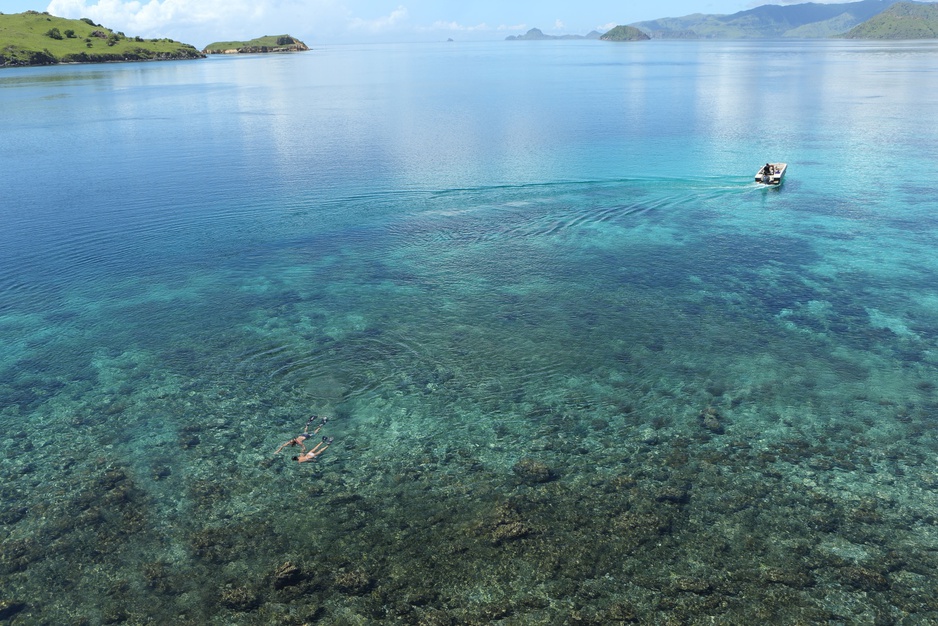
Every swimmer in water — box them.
[274,415,329,455]
[293,436,334,463]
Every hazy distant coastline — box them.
[505,28,603,41]
[507,1,938,42]
[5,1,938,68]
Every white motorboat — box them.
[755,162,787,185]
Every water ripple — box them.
[383,177,747,247]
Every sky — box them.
[3,0,865,46]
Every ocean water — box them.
[2,39,938,624]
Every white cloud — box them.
[554,19,564,31]
[420,20,491,33]
[598,22,617,32]
[42,0,528,44]
[46,0,264,35]
[43,0,365,44]
[348,5,407,32]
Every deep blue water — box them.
[2,40,938,623]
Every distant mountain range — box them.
[841,1,938,37]
[630,0,938,39]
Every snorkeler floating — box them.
[293,436,334,463]
[274,415,330,456]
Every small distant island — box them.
[507,25,648,43]
[0,11,203,67]
[600,25,651,42]
[202,35,309,55]
[506,28,602,41]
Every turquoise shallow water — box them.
[2,40,938,624]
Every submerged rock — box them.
[840,566,890,591]
[272,561,303,589]
[0,600,26,620]
[512,457,555,484]
[219,586,260,611]
[760,567,814,588]
[490,501,534,544]
[698,406,725,434]
[334,567,373,594]
[492,519,531,544]
[671,576,712,594]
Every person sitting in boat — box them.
[762,163,773,176]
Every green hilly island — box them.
[842,2,938,38]
[600,25,650,42]
[0,11,203,67]
[203,35,309,54]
